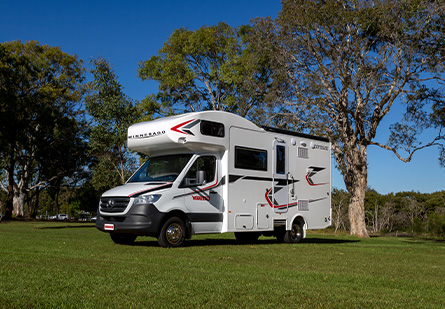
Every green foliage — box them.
[138,22,272,119]
[85,57,140,191]
[413,217,423,234]
[428,213,445,237]
[72,180,100,213]
[0,40,87,218]
[68,200,81,216]
[90,158,121,194]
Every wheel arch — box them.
[159,209,191,238]
[288,214,307,239]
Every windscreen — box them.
[128,154,193,183]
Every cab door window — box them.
[180,156,216,187]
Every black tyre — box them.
[234,232,260,244]
[284,220,304,243]
[158,217,186,248]
[110,233,137,245]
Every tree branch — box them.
[369,134,444,163]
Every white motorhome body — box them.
[96,111,331,247]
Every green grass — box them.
[0,222,444,308]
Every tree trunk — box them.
[344,145,370,238]
[13,189,26,217]
[55,190,60,216]
[349,179,369,237]
[13,154,33,217]
[65,187,72,220]
[31,187,41,218]
[5,163,14,220]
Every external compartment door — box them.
[257,203,269,229]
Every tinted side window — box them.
[200,120,225,138]
[235,146,268,171]
[276,145,285,174]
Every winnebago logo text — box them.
[128,130,165,139]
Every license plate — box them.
[104,224,114,231]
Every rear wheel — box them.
[284,220,304,243]
[158,217,186,248]
[110,233,137,245]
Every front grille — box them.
[100,215,126,222]
[100,197,130,213]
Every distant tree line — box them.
[1,0,444,239]
[332,189,445,237]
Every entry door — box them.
[272,139,289,213]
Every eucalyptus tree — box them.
[250,0,445,237]
[0,41,86,218]
[85,58,140,193]
[137,22,272,120]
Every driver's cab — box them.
[127,153,223,224]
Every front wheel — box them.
[158,217,186,248]
[284,220,304,243]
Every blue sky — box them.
[1,0,443,194]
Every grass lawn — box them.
[0,221,444,308]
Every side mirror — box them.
[196,170,205,186]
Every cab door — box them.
[181,155,223,233]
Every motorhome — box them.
[96,111,331,247]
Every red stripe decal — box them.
[306,174,328,186]
[171,119,195,135]
[264,187,299,209]
[128,182,172,197]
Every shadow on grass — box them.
[131,236,359,248]
[302,237,360,244]
[402,238,445,244]
[369,233,445,244]
[37,224,96,229]
[132,238,241,247]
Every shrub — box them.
[428,214,445,237]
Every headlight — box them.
[133,194,161,205]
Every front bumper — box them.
[95,203,165,236]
